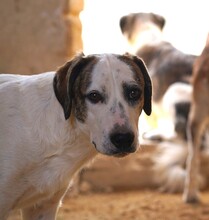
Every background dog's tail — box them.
[153,141,207,193]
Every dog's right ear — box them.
[53,53,94,120]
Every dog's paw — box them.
[182,191,200,204]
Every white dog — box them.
[0,53,152,219]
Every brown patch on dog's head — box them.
[118,53,152,115]
[54,52,152,122]
[120,12,165,41]
[53,53,98,121]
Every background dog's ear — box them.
[119,14,135,39]
[54,53,93,120]
[151,13,165,30]
[119,15,128,34]
[131,55,152,116]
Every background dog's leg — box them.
[21,188,67,220]
[183,109,204,203]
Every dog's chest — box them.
[15,139,96,207]
[35,140,92,180]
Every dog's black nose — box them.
[110,132,135,152]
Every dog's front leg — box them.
[183,117,202,203]
[21,202,59,220]
[21,188,67,220]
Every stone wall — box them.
[0,0,83,74]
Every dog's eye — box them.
[86,91,104,104]
[123,83,142,104]
[128,88,141,101]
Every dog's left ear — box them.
[132,55,152,116]
[54,53,94,120]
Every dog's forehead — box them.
[90,54,135,85]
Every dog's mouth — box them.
[112,152,129,158]
[92,141,135,157]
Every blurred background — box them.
[1,0,209,75]
[81,0,209,55]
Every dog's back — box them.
[0,74,26,84]
[137,42,196,102]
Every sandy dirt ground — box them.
[8,189,209,220]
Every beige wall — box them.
[0,0,83,74]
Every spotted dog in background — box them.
[120,12,204,195]
[0,53,152,219]
[120,12,196,140]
